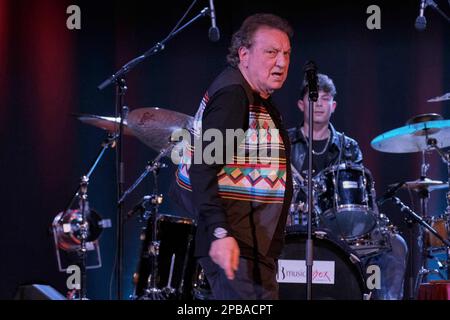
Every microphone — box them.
[208,0,220,42]
[415,0,427,31]
[376,182,405,206]
[304,61,318,102]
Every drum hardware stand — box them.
[414,151,431,296]
[118,144,172,206]
[119,142,192,300]
[404,211,416,300]
[97,4,213,299]
[426,138,450,282]
[303,61,319,300]
[56,134,116,300]
[77,175,89,300]
[142,189,165,300]
[389,195,450,297]
[135,153,191,300]
[119,144,178,300]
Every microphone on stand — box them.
[376,182,405,206]
[415,0,427,31]
[208,0,220,42]
[304,61,318,102]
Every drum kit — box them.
[58,91,450,300]
[70,107,209,300]
[283,93,450,299]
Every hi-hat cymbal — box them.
[127,107,193,152]
[390,178,449,192]
[371,119,450,153]
[406,113,443,124]
[75,114,134,136]
[428,93,450,102]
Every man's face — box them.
[238,27,291,97]
[298,90,337,126]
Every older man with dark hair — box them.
[173,13,293,299]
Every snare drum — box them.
[314,163,378,240]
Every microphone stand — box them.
[96,6,211,300]
[60,134,117,223]
[304,62,319,300]
[59,134,117,300]
[427,0,450,24]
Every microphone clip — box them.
[376,182,405,206]
[304,61,319,102]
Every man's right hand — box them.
[209,237,240,280]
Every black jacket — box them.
[288,123,363,177]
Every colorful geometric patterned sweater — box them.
[173,67,292,258]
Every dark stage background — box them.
[1,0,449,299]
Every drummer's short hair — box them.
[300,73,337,99]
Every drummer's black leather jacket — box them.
[288,123,363,176]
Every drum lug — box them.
[314,230,327,239]
[349,253,361,264]
[149,241,160,256]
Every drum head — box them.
[315,163,377,240]
[278,229,366,300]
[321,208,378,240]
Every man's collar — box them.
[291,123,340,147]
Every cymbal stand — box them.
[142,167,165,300]
[118,144,174,300]
[412,151,431,295]
[117,144,172,206]
[414,150,430,282]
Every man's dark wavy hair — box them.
[226,13,293,68]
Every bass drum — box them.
[278,226,367,300]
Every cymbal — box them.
[406,113,443,124]
[127,107,193,152]
[390,178,449,192]
[428,93,450,102]
[75,114,134,136]
[371,119,450,153]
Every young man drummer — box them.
[288,73,362,177]
[288,73,408,300]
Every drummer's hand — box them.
[209,237,240,280]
